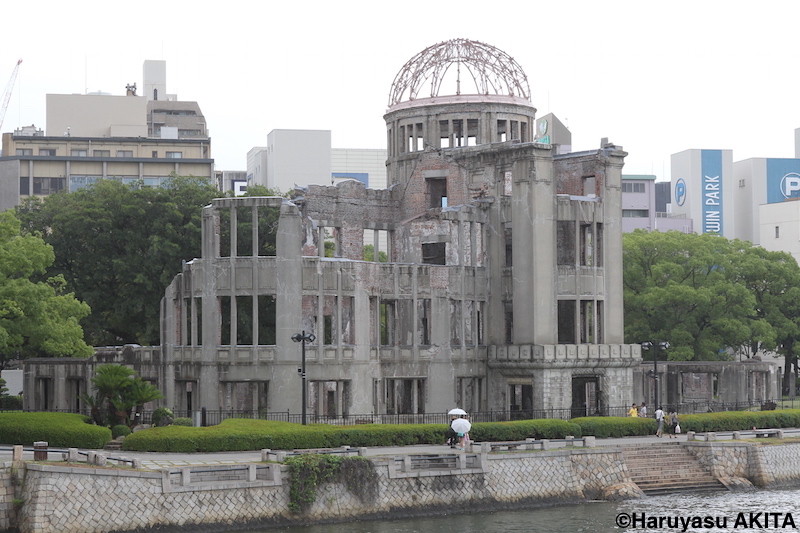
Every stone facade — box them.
[634,360,779,411]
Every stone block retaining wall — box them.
[5,448,632,533]
[5,443,800,533]
[0,462,15,531]
[684,442,800,488]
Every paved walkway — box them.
[3,428,799,470]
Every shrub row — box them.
[571,417,657,438]
[0,396,23,410]
[572,410,800,438]
[0,413,112,449]
[121,418,583,452]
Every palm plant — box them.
[83,364,164,428]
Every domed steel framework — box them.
[388,38,530,107]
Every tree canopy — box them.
[0,211,92,368]
[16,176,221,346]
[623,229,800,379]
[15,178,286,347]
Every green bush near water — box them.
[121,417,583,452]
[0,413,111,449]
[573,409,800,437]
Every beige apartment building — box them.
[0,133,213,211]
[0,60,213,212]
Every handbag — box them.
[675,424,681,434]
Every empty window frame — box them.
[166,151,183,159]
[38,149,56,156]
[427,178,448,208]
[70,149,88,157]
[93,150,110,157]
[580,223,594,266]
[16,148,33,156]
[504,227,513,267]
[504,301,513,344]
[418,299,431,346]
[117,150,133,157]
[557,300,576,344]
[309,380,350,417]
[508,383,533,413]
[456,377,483,412]
[385,378,425,414]
[379,300,396,346]
[557,220,576,266]
[422,242,446,265]
[497,119,508,142]
[363,229,390,262]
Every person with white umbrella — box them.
[446,408,466,448]
[450,415,471,451]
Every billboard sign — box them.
[766,159,800,203]
[701,150,723,234]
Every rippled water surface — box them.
[256,489,800,533]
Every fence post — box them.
[33,441,48,461]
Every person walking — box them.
[628,403,639,417]
[654,406,665,437]
[639,402,647,418]
[668,409,679,438]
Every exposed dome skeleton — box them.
[388,38,531,107]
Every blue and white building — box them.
[671,132,800,262]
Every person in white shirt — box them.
[654,406,665,437]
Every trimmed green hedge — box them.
[0,413,112,449]
[676,410,800,433]
[574,410,800,437]
[571,417,657,438]
[122,417,582,452]
[468,419,581,441]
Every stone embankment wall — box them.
[4,448,634,533]
[687,442,800,488]
[0,462,16,531]
[4,442,800,533]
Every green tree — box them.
[734,245,800,393]
[623,230,771,361]
[16,176,221,345]
[363,244,388,262]
[80,364,163,427]
[0,211,92,369]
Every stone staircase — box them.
[621,442,726,496]
[103,437,125,451]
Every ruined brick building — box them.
[24,39,641,418]
[151,38,640,419]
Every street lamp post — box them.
[642,341,669,409]
[292,331,316,425]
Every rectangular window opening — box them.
[422,242,446,265]
[558,300,576,344]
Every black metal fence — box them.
[9,397,800,426]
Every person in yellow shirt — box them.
[628,403,639,417]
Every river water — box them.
[254,488,800,533]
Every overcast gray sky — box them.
[2,1,799,179]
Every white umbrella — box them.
[448,408,467,416]
[451,418,471,434]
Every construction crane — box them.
[0,59,22,133]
